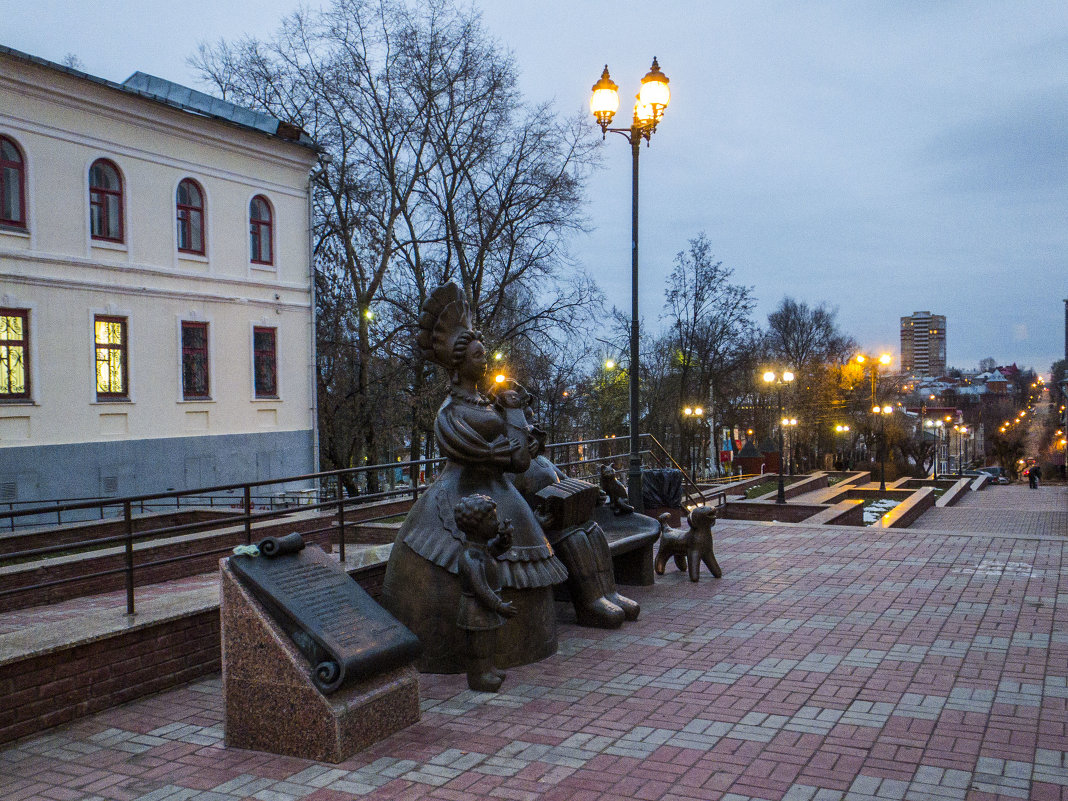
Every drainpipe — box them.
[307,164,320,476]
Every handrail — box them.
[0,433,702,616]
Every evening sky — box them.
[4,1,1065,373]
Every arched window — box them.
[89,159,123,242]
[249,195,273,265]
[176,178,205,254]
[0,136,26,229]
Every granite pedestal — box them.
[220,561,420,763]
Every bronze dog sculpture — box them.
[655,506,721,582]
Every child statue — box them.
[455,494,518,692]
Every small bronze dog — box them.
[655,506,721,582]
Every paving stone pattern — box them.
[2,488,1068,800]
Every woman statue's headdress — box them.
[417,283,476,369]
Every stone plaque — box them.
[230,534,421,694]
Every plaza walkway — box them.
[1,485,1066,801]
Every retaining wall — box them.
[0,558,388,747]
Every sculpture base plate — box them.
[221,563,420,763]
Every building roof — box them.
[0,45,315,150]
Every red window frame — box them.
[181,321,210,399]
[0,308,30,400]
[176,178,205,255]
[0,135,26,230]
[249,195,273,265]
[253,326,278,398]
[89,159,124,243]
[94,316,128,400]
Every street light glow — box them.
[590,58,671,510]
[589,66,620,128]
[638,58,671,111]
[763,371,776,383]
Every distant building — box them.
[0,46,319,505]
[900,311,946,376]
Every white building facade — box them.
[0,47,319,504]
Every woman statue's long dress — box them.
[381,285,567,673]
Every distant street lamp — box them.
[855,352,892,407]
[783,417,798,475]
[872,404,893,491]
[682,405,705,477]
[762,370,795,504]
[953,424,970,477]
[834,424,851,470]
[590,58,671,510]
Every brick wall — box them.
[720,502,826,523]
[0,610,219,746]
[0,561,389,747]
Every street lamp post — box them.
[834,424,851,470]
[591,59,671,511]
[925,419,941,480]
[763,370,795,504]
[855,352,892,407]
[682,405,705,478]
[872,404,893,491]
[784,417,798,475]
[954,424,969,477]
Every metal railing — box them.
[0,433,694,615]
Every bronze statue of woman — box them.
[381,284,567,673]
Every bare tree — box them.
[192,0,601,475]
[763,297,857,472]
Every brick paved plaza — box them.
[2,485,1066,801]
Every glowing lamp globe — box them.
[633,97,655,126]
[638,57,670,111]
[590,66,619,129]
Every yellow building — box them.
[0,46,319,504]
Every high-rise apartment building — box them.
[900,311,947,375]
